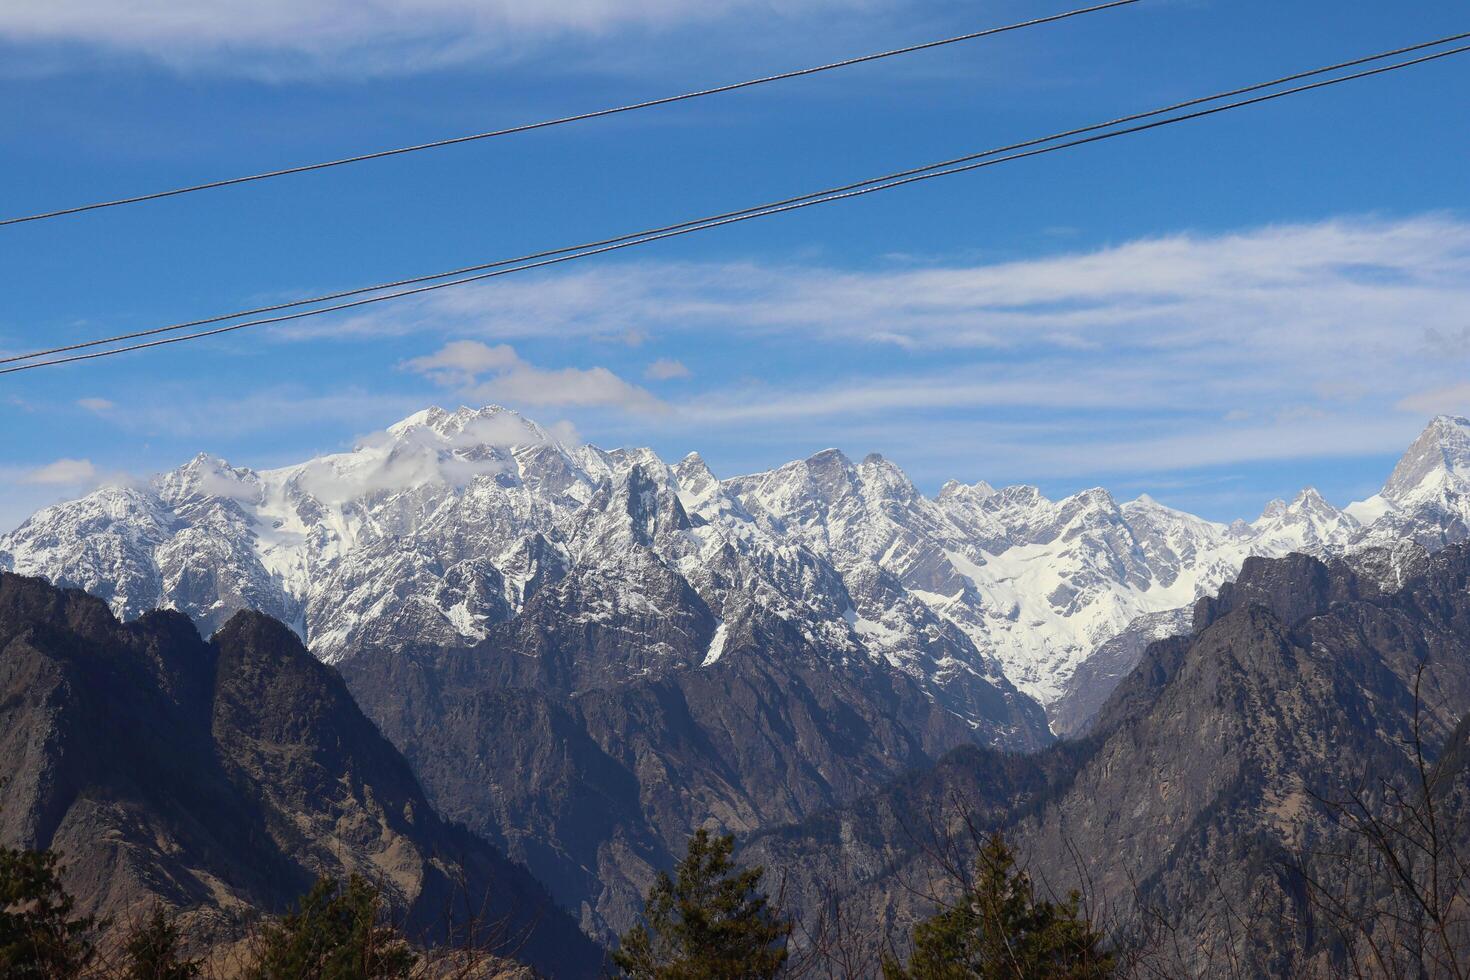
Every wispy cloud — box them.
[644,357,690,380]
[401,341,667,415]
[111,214,1470,494]
[303,214,1470,359]
[19,458,96,485]
[1396,383,1470,418]
[0,0,872,76]
[257,213,1470,481]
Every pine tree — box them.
[883,832,1115,980]
[119,905,201,980]
[242,875,417,980]
[614,829,791,979]
[0,844,96,978]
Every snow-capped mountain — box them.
[3,407,1467,732]
[1348,414,1470,549]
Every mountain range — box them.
[4,408,1468,725]
[5,408,1470,936]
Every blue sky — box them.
[1,0,1468,529]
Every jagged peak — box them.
[1073,486,1116,504]
[157,453,262,506]
[385,404,553,448]
[386,405,450,435]
[1431,413,1470,433]
[579,460,691,546]
[1257,498,1289,521]
[1382,415,1470,501]
[674,451,718,489]
[937,479,998,504]
[1059,486,1118,514]
[1290,486,1334,510]
[856,452,919,495]
[989,484,1048,507]
[175,451,238,472]
[1123,493,1215,525]
[804,447,853,469]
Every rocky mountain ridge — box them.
[0,570,603,977]
[5,408,1468,732]
[744,541,1470,973]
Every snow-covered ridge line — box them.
[3,405,1468,716]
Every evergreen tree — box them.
[883,832,1114,980]
[614,829,791,979]
[119,905,201,980]
[0,844,95,978]
[243,875,416,980]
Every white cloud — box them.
[644,358,691,380]
[983,416,1429,479]
[292,446,511,506]
[401,341,521,386]
[1397,384,1470,417]
[470,366,667,414]
[76,397,114,413]
[21,458,96,485]
[281,214,1470,482]
[401,341,667,415]
[312,214,1470,357]
[0,0,868,75]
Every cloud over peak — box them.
[21,458,97,485]
[402,341,667,415]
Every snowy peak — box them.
[1256,498,1288,521]
[798,448,860,504]
[608,462,692,543]
[276,405,570,509]
[1289,487,1341,521]
[6,406,1470,722]
[385,404,553,447]
[673,452,725,521]
[1346,418,1470,551]
[1245,486,1357,556]
[1055,487,1122,527]
[1382,415,1470,501]
[157,453,264,509]
[938,479,997,501]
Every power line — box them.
[6,29,1468,372]
[3,37,1467,376]
[0,0,1139,228]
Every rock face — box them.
[339,560,1015,936]
[8,408,1465,733]
[746,544,1470,972]
[1046,606,1190,736]
[0,571,603,978]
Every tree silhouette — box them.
[117,905,200,980]
[884,831,1114,980]
[615,829,791,979]
[0,844,96,978]
[243,875,416,980]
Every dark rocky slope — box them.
[0,572,602,977]
[340,569,1024,938]
[744,545,1470,972]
